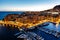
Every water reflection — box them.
[43,23,60,32]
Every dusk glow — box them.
[0,0,60,11]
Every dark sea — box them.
[0,11,23,20]
[0,11,60,40]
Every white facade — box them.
[47,12,59,14]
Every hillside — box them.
[3,5,60,28]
